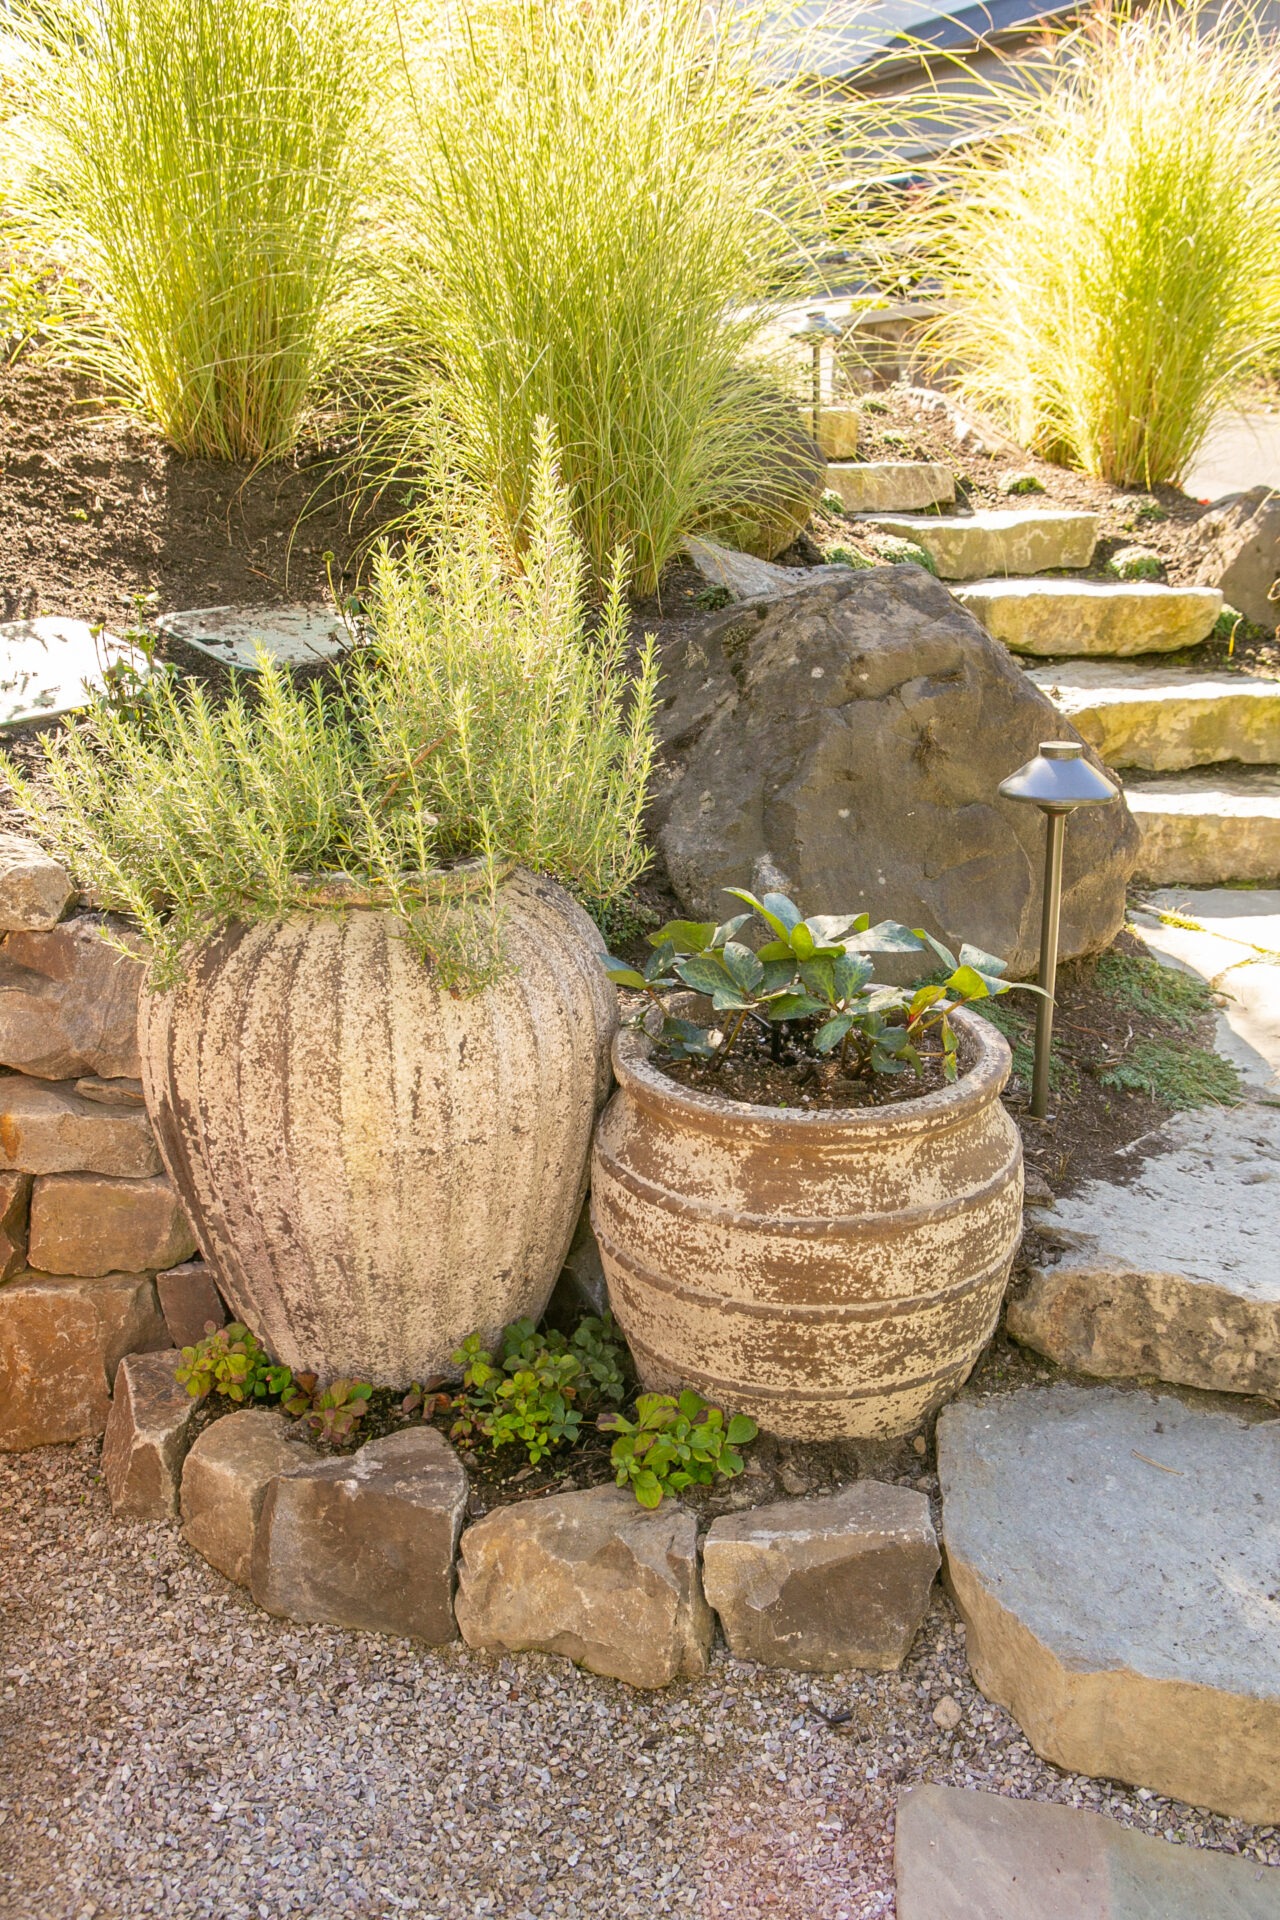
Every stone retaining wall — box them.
[0,836,204,1450]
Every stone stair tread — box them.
[1124,770,1280,885]
[1009,1101,1280,1396]
[1027,662,1280,771]
[953,577,1222,657]
[825,460,954,515]
[937,1385,1280,1824]
[858,508,1098,580]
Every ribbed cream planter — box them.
[140,870,616,1384]
[591,1008,1022,1441]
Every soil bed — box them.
[659,1030,953,1110]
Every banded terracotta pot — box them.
[140,869,616,1384]
[590,1007,1022,1440]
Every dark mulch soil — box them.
[660,1029,954,1110]
[0,356,400,633]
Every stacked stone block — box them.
[0,836,199,1449]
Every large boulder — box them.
[652,569,1140,976]
[1186,487,1280,630]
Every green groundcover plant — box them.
[2,427,658,989]
[6,0,390,459]
[359,0,853,595]
[914,1,1280,487]
[449,1315,627,1466]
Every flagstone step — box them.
[857,508,1097,580]
[937,1385,1280,1824]
[1125,769,1280,884]
[825,460,955,515]
[1026,661,1280,770]
[895,1785,1280,1919]
[953,578,1222,657]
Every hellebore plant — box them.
[603,888,1038,1084]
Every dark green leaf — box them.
[814,1013,854,1052]
[651,919,716,953]
[722,942,765,993]
[675,954,731,997]
[601,955,647,989]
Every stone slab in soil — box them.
[250,1427,467,1644]
[1027,661,1280,771]
[28,1171,197,1277]
[702,1481,938,1672]
[0,1076,160,1177]
[0,616,149,728]
[683,536,851,603]
[1009,1100,1280,1397]
[454,1483,712,1689]
[937,1385,1280,1823]
[154,604,354,672]
[856,509,1098,579]
[1126,772,1280,889]
[895,1785,1280,1919]
[0,914,146,1081]
[824,461,954,515]
[182,1408,315,1587]
[156,1259,227,1347]
[952,579,1222,657]
[101,1348,196,1520]
[0,1270,168,1449]
[1131,888,1280,1095]
[0,834,73,933]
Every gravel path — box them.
[3,1442,1277,1920]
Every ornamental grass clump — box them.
[917,3,1280,487]
[3,427,658,989]
[6,0,389,459]
[365,0,838,594]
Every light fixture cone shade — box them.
[998,740,1120,810]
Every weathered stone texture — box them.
[0,1077,160,1177]
[0,915,146,1080]
[454,1484,712,1689]
[652,571,1139,978]
[825,461,954,515]
[101,1348,196,1519]
[684,536,850,605]
[952,579,1222,657]
[156,1260,227,1347]
[937,1386,1280,1824]
[857,508,1097,579]
[250,1428,467,1643]
[895,1784,1280,1919]
[1186,486,1280,630]
[182,1409,314,1586]
[1126,770,1280,886]
[1008,1101,1280,1398]
[703,1482,938,1672]
[0,835,74,933]
[28,1172,197,1278]
[1028,661,1280,771]
[0,1169,31,1281]
[0,1270,168,1449]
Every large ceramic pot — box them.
[140,869,616,1383]
[590,1007,1022,1440]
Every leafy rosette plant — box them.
[601,1390,757,1508]
[603,888,1038,1084]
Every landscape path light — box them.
[998,740,1120,1120]
[790,309,843,444]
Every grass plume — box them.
[915,2,1280,487]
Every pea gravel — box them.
[2,1441,1276,1920]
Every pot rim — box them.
[610,1002,1013,1143]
